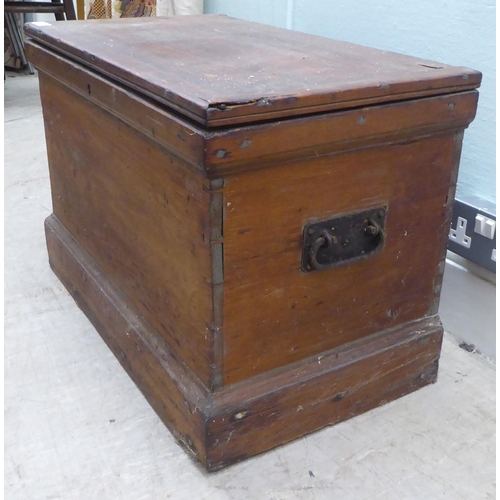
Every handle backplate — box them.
[301,206,387,273]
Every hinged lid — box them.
[25,15,481,128]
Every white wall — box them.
[205,0,289,27]
[205,0,496,205]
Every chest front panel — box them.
[221,132,457,385]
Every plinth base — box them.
[45,214,443,471]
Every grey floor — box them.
[5,72,496,500]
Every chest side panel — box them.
[222,133,458,385]
[39,74,215,387]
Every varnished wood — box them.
[25,42,207,171]
[26,16,481,470]
[207,319,443,470]
[45,213,443,470]
[221,132,461,384]
[45,215,210,459]
[25,16,480,127]
[25,40,479,179]
[203,91,479,174]
[38,73,219,388]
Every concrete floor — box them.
[440,253,496,362]
[4,72,496,500]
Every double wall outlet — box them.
[448,197,496,273]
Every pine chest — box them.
[25,15,481,470]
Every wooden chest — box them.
[25,16,481,471]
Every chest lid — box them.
[25,15,481,128]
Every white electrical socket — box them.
[474,214,496,239]
[449,217,472,248]
[492,249,496,262]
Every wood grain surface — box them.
[38,73,218,388]
[26,38,479,180]
[25,42,207,171]
[44,214,443,470]
[206,317,443,470]
[221,132,460,385]
[45,215,210,462]
[25,16,481,126]
[26,15,481,470]
[203,91,479,175]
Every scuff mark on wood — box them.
[418,64,444,69]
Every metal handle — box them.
[309,230,337,271]
[302,206,387,272]
[364,218,381,236]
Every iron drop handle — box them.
[303,209,386,272]
[309,230,337,271]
